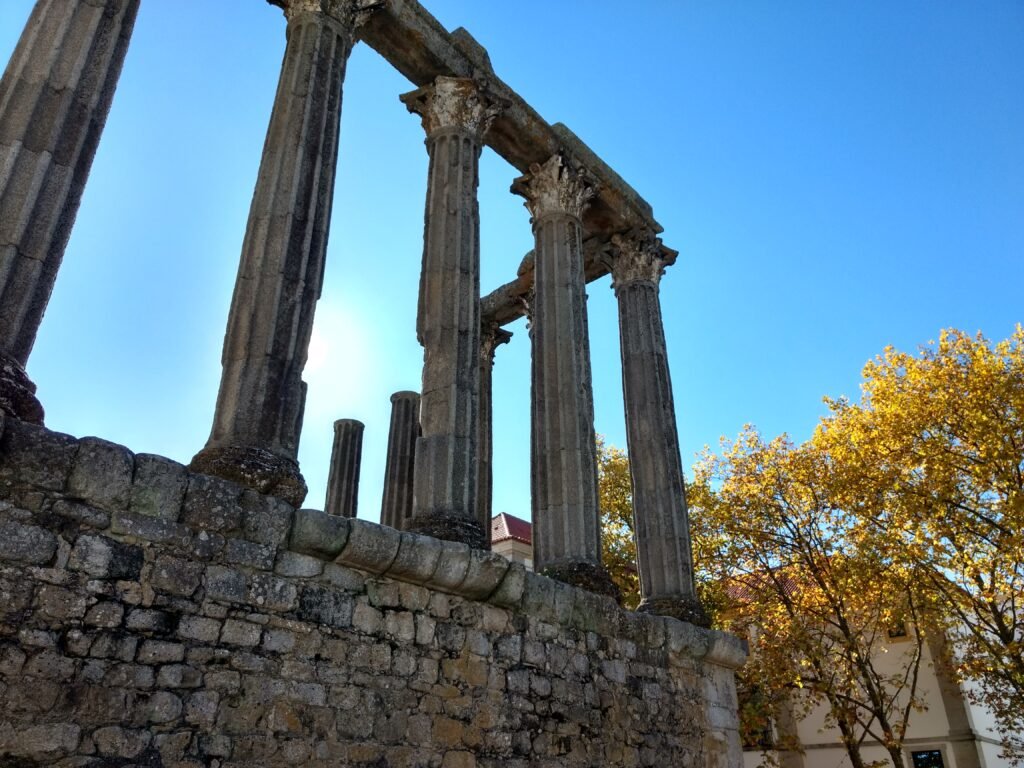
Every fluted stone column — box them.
[324,418,363,518]
[511,154,618,600]
[191,0,370,507]
[400,77,503,549]
[0,0,140,423]
[609,230,708,626]
[477,322,512,542]
[380,390,419,530]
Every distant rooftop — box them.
[491,512,532,546]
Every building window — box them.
[911,750,944,768]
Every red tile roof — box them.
[491,512,532,545]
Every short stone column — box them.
[609,230,708,626]
[191,0,370,507]
[0,0,140,423]
[324,418,363,518]
[380,391,419,530]
[399,77,503,550]
[477,322,512,542]
[511,154,618,600]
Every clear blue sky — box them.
[2,1,1021,521]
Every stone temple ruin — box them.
[0,0,746,765]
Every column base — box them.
[542,561,622,603]
[638,595,711,628]
[189,444,307,507]
[0,353,44,424]
[405,511,489,550]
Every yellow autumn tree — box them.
[691,429,928,768]
[596,437,641,608]
[815,327,1024,763]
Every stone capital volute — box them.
[269,0,379,29]
[607,230,666,293]
[400,76,505,139]
[481,323,512,363]
[510,154,597,223]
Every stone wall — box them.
[0,414,745,768]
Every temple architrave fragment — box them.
[325,418,364,518]
[0,0,710,626]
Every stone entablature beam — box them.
[0,0,140,424]
[511,154,619,601]
[325,418,363,518]
[355,1,664,243]
[191,0,370,507]
[401,76,503,550]
[607,229,708,627]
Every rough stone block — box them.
[48,498,110,529]
[275,550,323,578]
[177,616,221,644]
[93,725,152,758]
[130,453,188,520]
[337,519,401,574]
[152,555,204,597]
[225,538,276,570]
[220,619,261,647]
[240,489,294,546]
[67,436,134,512]
[487,561,527,610]
[665,618,710,663]
[0,722,80,760]
[68,534,143,580]
[289,507,350,560]
[137,640,185,664]
[205,565,248,604]
[125,608,176,634]
[0,518,56,564]
[457,548,510,600]
[386,531,444,584]
[297,584,353,629]
[111,511,192,547]
[0,420,78,492]
[425,539,472,593]
[182,473,243,533]
[248,572,298,612]
[84,601,124,628]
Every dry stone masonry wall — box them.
[0,415,744,767]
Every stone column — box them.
[511,154,618,600]
[0,0,140,423]
[399,77,503,550]
[477,322,512,542]
[191,0,370,507]
[380,391,419,530]
[608,230,708,626]
[324,418,363,518]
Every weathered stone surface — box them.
[0,418,77,491]
[130,453,188,520]
[68,534,143,580]
[0,0,140,421]
[67,436,134,512]
[325,418,363,518]
[388,530,445,584]
[290,506,351,559]
[337,518,402,575]
[477,324,511,539]
[0,518,56,564]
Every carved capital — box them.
[270,0,380,28]
[481,323,512,364]
[607,229,666,293]
[400,76,505,139]
[510,154,597,222]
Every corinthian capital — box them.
[607,229,667,292]
[270,0,379,27]
[400,76,505,139]
[510,154,597,222]
[481,322,512,363]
